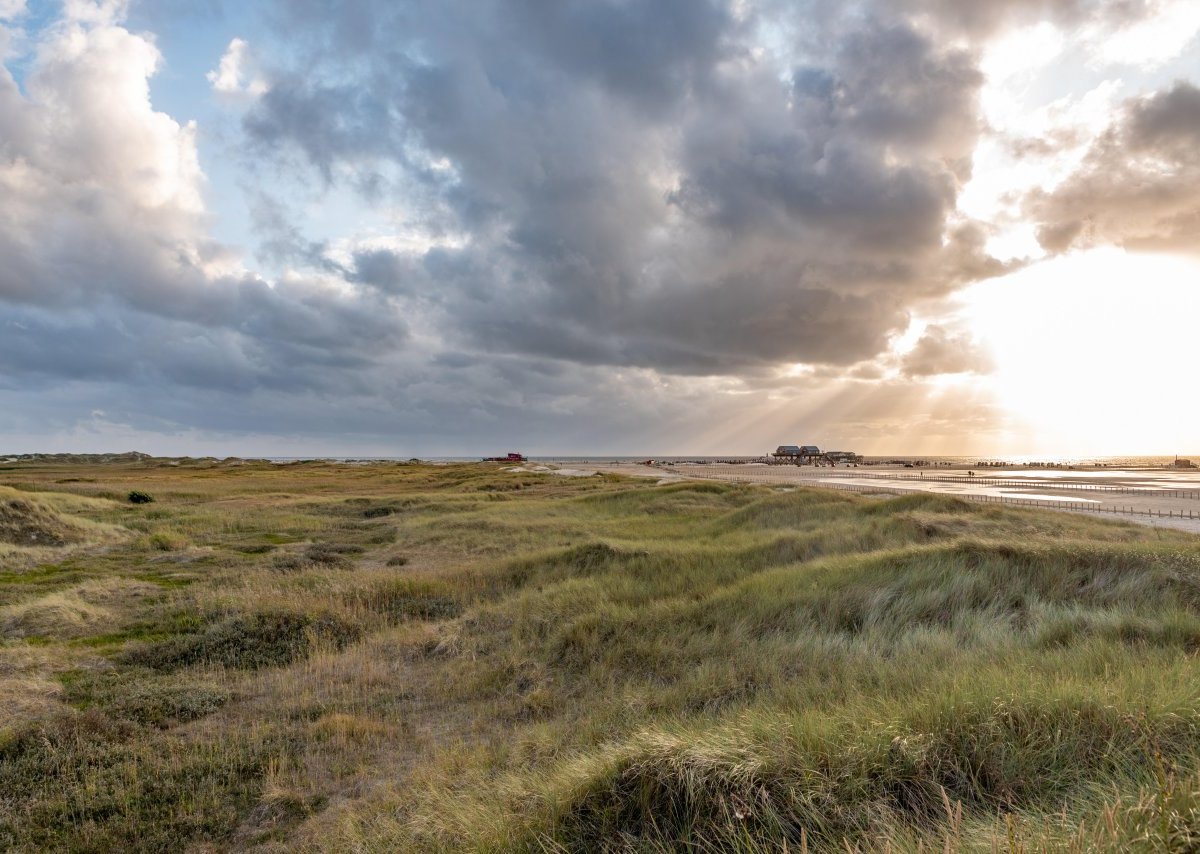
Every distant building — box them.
[825,451,861,464]
[1171,457,1196,469]
[772,445,823,463]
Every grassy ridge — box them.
[1,461,1199,851]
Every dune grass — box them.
[1,459,1199,851]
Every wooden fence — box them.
[813,470,1200,498]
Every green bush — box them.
[110,684,229,727]
[127,490,155,505]
[63,671,229,728]
[121,610,363,670]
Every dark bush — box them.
[0,708,130,765]
[64,671,229,728]
[304,542,365,566]
[121,610,363,670]
[271,553,308,572]
[127,490,155,504]
[363,527,398,545]
[110,684,229,727]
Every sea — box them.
[539,455,1200,467]
[268,455,1199,468]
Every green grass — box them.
[1,459,1199,851]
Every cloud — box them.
[0,0,26,22]
[1086,0,1200,68]
[239,0,1008,376]
[1030,81,1200,255]
[0,3,408,394]
[207,37,267,98]
[3,0,1192,453]
[901,325,994,377]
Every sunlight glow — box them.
[1088,0,1200,68]
[961,248,1200,455]
[980,22,1063,82]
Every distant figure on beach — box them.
[968,470,975,477]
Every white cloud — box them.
[960,77,1124,248]
[1087,0,1200,69]
[0,3,407,399]
[0,0,26,22]
[60,0,128,28]
[0,1,208,304]
[980,21,1063,83]
[0,5,204,283]
[207,37,267,98]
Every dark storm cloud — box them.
[244,77,399,180]
[1030,81,1200,255]
[243,0,1002,374]
[503,0,734,114]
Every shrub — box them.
[363,527,398,545]
[127,490,155,504]
[304,542,365,566]
[112,683,229,727]
[63,671,229,728]
[271,553,309,572]
[121,610,363,670]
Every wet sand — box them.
[579,462,1200,534]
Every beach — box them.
[581,461,1200,533]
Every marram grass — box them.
[0,459,1199,851]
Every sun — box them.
[959,247,1200,456]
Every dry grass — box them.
[1,460,1200,851]
[0,590,114,639]
[0,485,127,574]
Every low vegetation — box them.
[2,459,1200,851]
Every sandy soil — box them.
[507,465,598,477]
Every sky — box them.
[1,0,1199,457]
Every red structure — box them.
[484,452,526,462]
